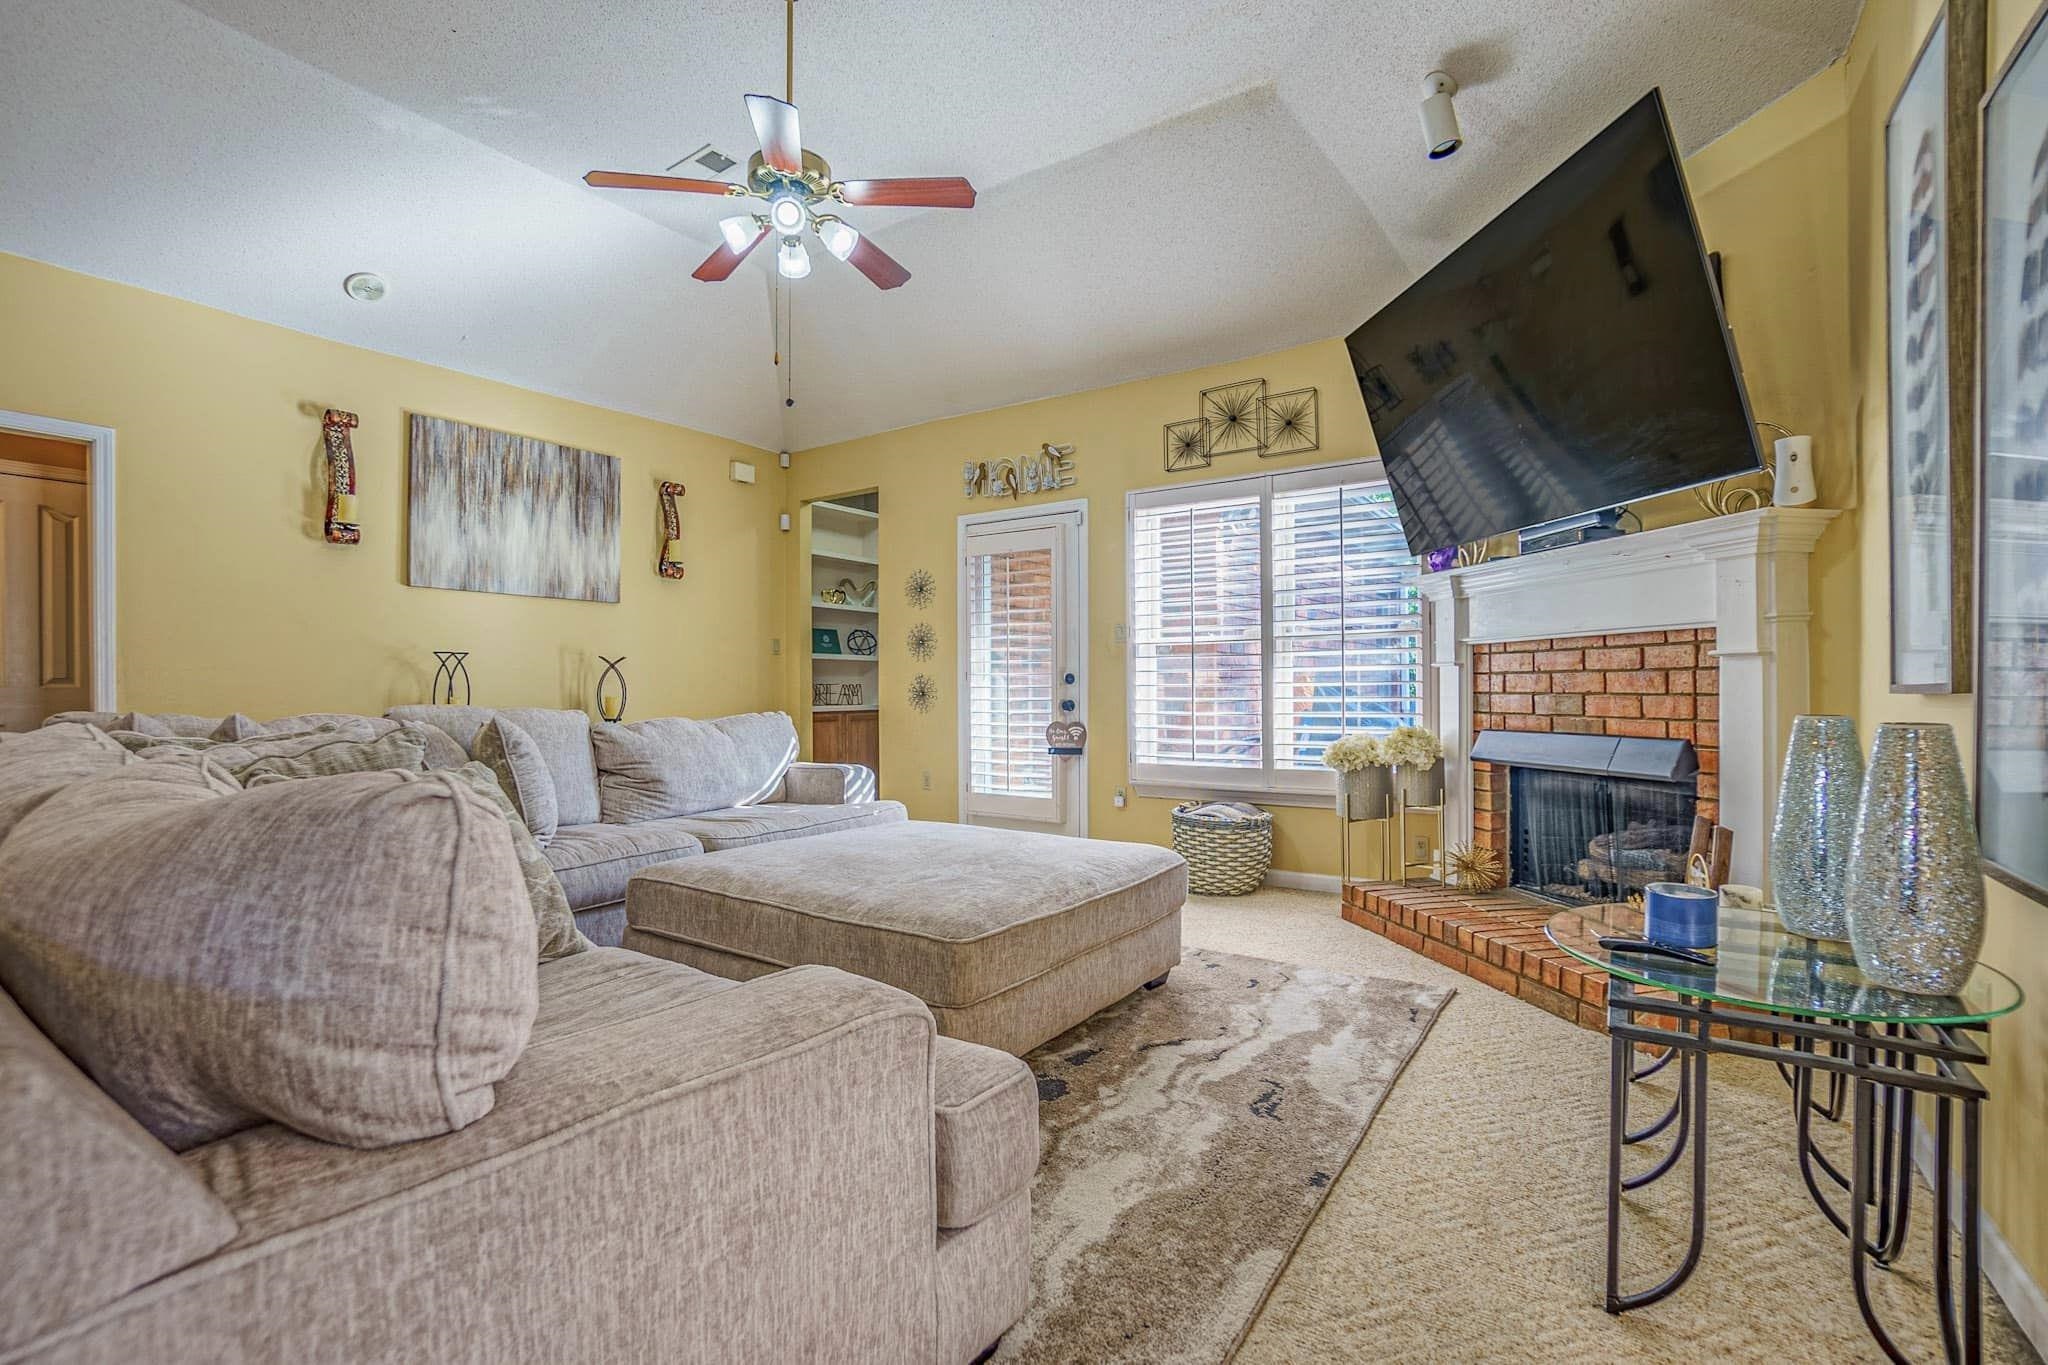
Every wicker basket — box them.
[1171,801,1273,896]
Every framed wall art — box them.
[1976,0,2048,903]
[1886,3,1982,692]
[408,414,620,603]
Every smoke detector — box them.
[343,272,387,303]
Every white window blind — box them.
[966,545,1056,799]
[1130,491,1263,769]
[1128,461,1424,794]
[1271,479,1424,769]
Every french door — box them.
[958,501,1087,835]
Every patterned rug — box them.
[994,948,1453,1364]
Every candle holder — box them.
[430,651,471,706]
[596,656,629,722]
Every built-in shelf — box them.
[812,549,880,569]
[811,500,879,526]
[812,704,879,714]
[812,652,878,662]
[810,599,879,614]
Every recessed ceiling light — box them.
[343,272,387,303]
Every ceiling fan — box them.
[583,0,976,290]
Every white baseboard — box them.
[1260,870,1342,894]
[1912,1124,2048,1354]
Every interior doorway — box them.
[958,499,1087,836]
[0,413,116,730]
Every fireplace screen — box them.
[1508,766,1697,904]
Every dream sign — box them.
[964,442,1076,499]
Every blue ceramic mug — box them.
[1644,881,1719,950]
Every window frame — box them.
[1124,458,1432,804]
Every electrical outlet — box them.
[921,769,932,791]
[1113,624,1128,644]
[1410,833,1431,862]
[770,638,781,656]
[1113,787,1127,809]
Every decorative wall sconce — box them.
[322,408,361,544]
[596,656,629,722]
[430,651,472,705]
[658,482,686,579]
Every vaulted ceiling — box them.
[0,0,1861,450]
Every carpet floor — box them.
[1184,888,2041,1364]
[997,949,1451,1363]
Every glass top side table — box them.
[1545,901,2023,1365]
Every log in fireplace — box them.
[1470,730,1699,905]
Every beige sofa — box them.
[51,706,910,946]
[1,725,1034,1364]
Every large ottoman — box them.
[622,820,1187,1055]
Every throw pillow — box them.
[227,728,426,782]
[208,713,266,741]
[0,758,538,1150]
[0,724,131,846]
[443,763,587,962]
[493,708,603,826]
[474,717,560,844]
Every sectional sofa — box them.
[0,717,1033,1363]
[51,705,908,946]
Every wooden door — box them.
[0,471,89,734]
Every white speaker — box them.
[1773,435,1815,506]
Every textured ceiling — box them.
[0,0,1862,450]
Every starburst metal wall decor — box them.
[1200,378,1267,456]
[1163,418,1211,472]
[907,674,937,713]
[1163,379,1320,472]
[1258,388,1320,457]
[905,621,937,661]
[904,568,936,610]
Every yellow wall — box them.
[0,251,789,720]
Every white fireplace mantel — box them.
[1420,507,1840,888]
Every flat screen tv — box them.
[1347,88,1763,555]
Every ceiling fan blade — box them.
[845,235,911,290]
[584,170,736,195]
[836,177,977,209]
[692,225,769,282]
[745,94,803,175]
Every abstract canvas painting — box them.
[407,414,620,603]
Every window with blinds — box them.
[1128,461,1424,793]
[965,544,1056,800]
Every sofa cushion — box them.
[443,763,586,963]
[47,710,221,737]
[222,727,427,782]
[495,707,602,826]
[0,722,131,844]
[670,800,909,851]
[476,717,559,845]
[0,991,238,1355]
[0,758,538,1150]
[932,1037,1039,1229]
[384,705,492,767]
[781,761,879,805]
[544,819,705,911]
[591,711,799,823]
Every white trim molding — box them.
[1420,507,1837,888]
[1913,1126,2048,1355]
[0,409,116,710]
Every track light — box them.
[718,215,759,252]
[777,237,812,279]
[1421,71,1462,160]
[815,217,859,261]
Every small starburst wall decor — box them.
[907,674,938,713]
[905,621,937,661]
[904,568,936,610]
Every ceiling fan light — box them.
[769,193,806,235]
[817,218,859,261]
[777,237,812,279]
[718,215,758,252]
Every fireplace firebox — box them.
[1470,731,1699,905]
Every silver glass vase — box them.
[1768,715,1863,941]
[1843,723,1985,996]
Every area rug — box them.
[993,948,1454,1364]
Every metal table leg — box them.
[1605,989,1710,1313]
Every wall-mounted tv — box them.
[1347,88,1763,555]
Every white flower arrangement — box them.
[1320,733,1387,772]
[1381,725,1443,770]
